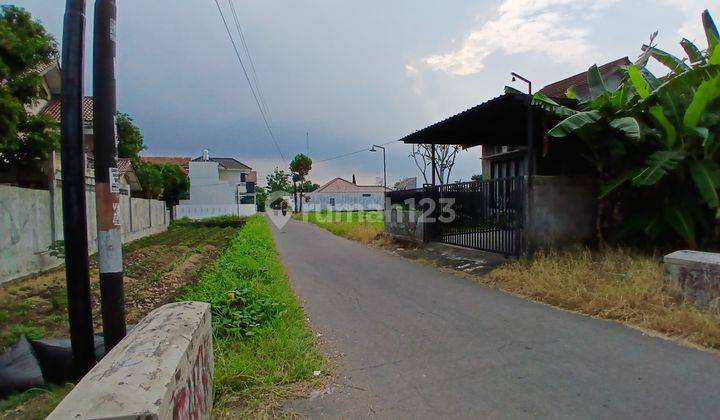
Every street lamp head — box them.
[512,76,516,82]
[369,146,377,152]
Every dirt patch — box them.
[121,245,218,324]
[0,225,237,351]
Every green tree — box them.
[135,162,164,198]
[255,185,267,212]
[266,167,291,192]
[116,112,145,159]
[0,6,59,176]
[159,163,189,204]
[299,180,319,192]
[290,154,312,211]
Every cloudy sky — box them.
[15,0,719,186]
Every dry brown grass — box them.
[483,247,720,350]
[346,225,383,244]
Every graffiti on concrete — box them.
[172,343,212,419]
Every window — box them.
[240,172,246,182]
[329,198,335,206]
[362,193,371,197]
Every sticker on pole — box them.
[109,167,120,193]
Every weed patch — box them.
[180,215,324,415]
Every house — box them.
[480,57,631,181]
[174,150,258,219]
[0,61,95,188]
[117,158,142,195]
[302,177,390,212]
[391,58,631,257]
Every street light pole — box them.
[370,145,386,190]
[511,72,535,176]
[94,0,126,352]
[61,0,96,378]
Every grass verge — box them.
[482,247,720,350]
[180,214,324,417]
[0,221,240,419]
[292,211,385,244]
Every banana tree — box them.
[535,9,720,249]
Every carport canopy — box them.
[399,93,537,148]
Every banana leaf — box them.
[632,150,685,186]
[684,74,720,127]
[587,64,608,100]
[627,65,650,99]
[531,92,576,117]
[689,159,720,210]
[547,110,602,138]
[703,9,720,51]
[610,117,640,140]
[680,38,706,65]
[664,206,697,247]
[641,45,691,73]
[599,168,643,199]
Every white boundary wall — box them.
[0,184,169,284]
[174,204,256,220]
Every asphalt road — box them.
[272,219,720,419]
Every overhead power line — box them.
[315,139,399,164]
[226,0,273,127]
[213,0,286,164]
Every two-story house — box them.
[175,150,257,219]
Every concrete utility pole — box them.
[94,0,126,352]
[61,0,96,377]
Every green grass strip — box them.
[180,214,324,414]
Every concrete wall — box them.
[665,250,720,313]
[48,302,213,420]
[524,176,596,255]
[302,192,385,212]
[0,184,169,284]
[174,203,256,220]
[384,208,427,243]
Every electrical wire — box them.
[315,139,399,164]
[213,0,286,164]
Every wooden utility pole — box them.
[61,0,96,377]
[94,0,126,352]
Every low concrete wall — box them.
[665,250,720,313]
[384,208,427,243]
[48,302,213,419]
[0,184,170,284]
[174,203,257,219]
[524,176,596,255]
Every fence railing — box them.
[386,177,525,256]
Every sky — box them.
[13,0,720,187]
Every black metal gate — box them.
[431,177,525,257]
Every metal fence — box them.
[387,177,525,257]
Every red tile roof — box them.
[117,158,133,176]
[41,96,94,125]
[538,57,631,99]
[316,177,390,193]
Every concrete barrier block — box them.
[48,301,213,419]
[664,250,720,313]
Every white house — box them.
[174,150,257,219]
[302,177,389,212]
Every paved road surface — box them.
[272,219,720,419]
